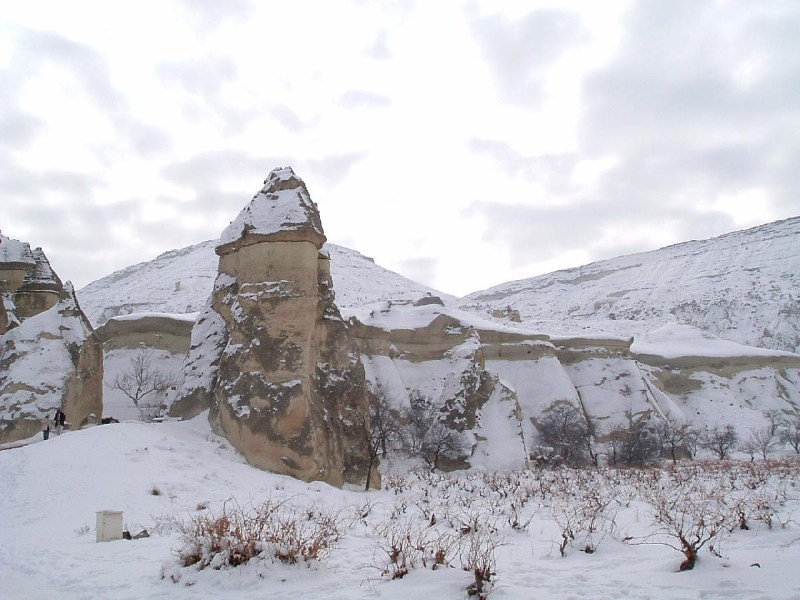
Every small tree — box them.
[699,425,738,460]
[112,350,179,421]
[364,383,402,490]
[537,402,591,467]
[779,416,800,454]
[653,419,700,464]
[617,419,661,466]
[404,392,466,471]
[741,426,780,460]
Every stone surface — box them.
[0,284,103,445]
[175,167,374,487]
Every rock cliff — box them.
[0,283,103,444]
[175,167,374,487]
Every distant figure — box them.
[42,414,51,440]
[54,409,66,435]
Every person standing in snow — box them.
[54,408,66,435]
[42,414,51,440]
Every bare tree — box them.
[404,392,466,472]
[742,426,780,460]
[653,419,700,464]
[364,382,402,490]
[537,402,591,467]
[779,415,800,454]
[699,424,738,460]
[617,419,661,466]
[112,350,179,421]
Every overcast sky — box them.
[2,0,798,297]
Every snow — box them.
[462,217,800,353]
[109,312,199,323]
[77,241,450,326]
[0,232,36,265]
[218,167,324,248]
[2,416,800,599]
[0,289,92,423]
[631,323,799,359]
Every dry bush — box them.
[633,485,733,571]
[176,499,342,570]
[460,527,503,600]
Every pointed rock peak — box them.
[217,166,326,254]
[0,232,36,266]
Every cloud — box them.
[161,150,291,211]
[467,7,587,106]
[467,1,800,277]
[306,153,367,187]
[180,0,253,32]
[270,104,305,133]
[398,256,438,287]
[367,30,392,60]
[340,89,392,109]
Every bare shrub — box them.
[460,527,503,600]
[634,484,733,571]
[699,425,739,460]
[176,499,341,569]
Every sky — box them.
[2,0,798,297]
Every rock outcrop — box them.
[175,167,374,487]
[0,283,103,444]
[1,234,63,333]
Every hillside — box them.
[462,217,800,353]
[2,416,799,599]
[78,241,451,326]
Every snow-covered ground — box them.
[2,415,799,599]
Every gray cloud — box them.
[180,0,253,32]
[161,150,291,212]
[270,104,305,133]
[467,7,587,106]
[306,153,367,187]
[340,89,392,109]
[398,256,438,287]
[367,30,392,60]
[468,2,800,275]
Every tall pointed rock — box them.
[175,167,375,487]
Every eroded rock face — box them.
[175,167,374,487]
[0,284,103,444]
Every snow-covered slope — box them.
[2,416,800,599]
[78,241,451,326]
[462,217,800,353]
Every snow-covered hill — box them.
[78,241,451,326]
[3,416,799,599]
[462,217,800,353]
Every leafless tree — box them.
[742,426,780,460]
[404,392,466,472]
[364,382,402,490]
[653,419,700,464]
[112,350,179,421]
[699,424,739,460]
[779,415,800,454]
[537,402,591,467]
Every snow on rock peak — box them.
[217,166,326,253]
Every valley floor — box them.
[2,416,799,599]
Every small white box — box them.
[96,510,124,542]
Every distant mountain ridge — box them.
[461,217,800,353]
[78,241,450,326]
[79,217,799,353]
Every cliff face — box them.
[1,234,63,334]
[175,168,374,487]
[0,284,103,444]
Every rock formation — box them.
[0,283,103,444]
[175,167,374,487]
[1,233,63,333]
